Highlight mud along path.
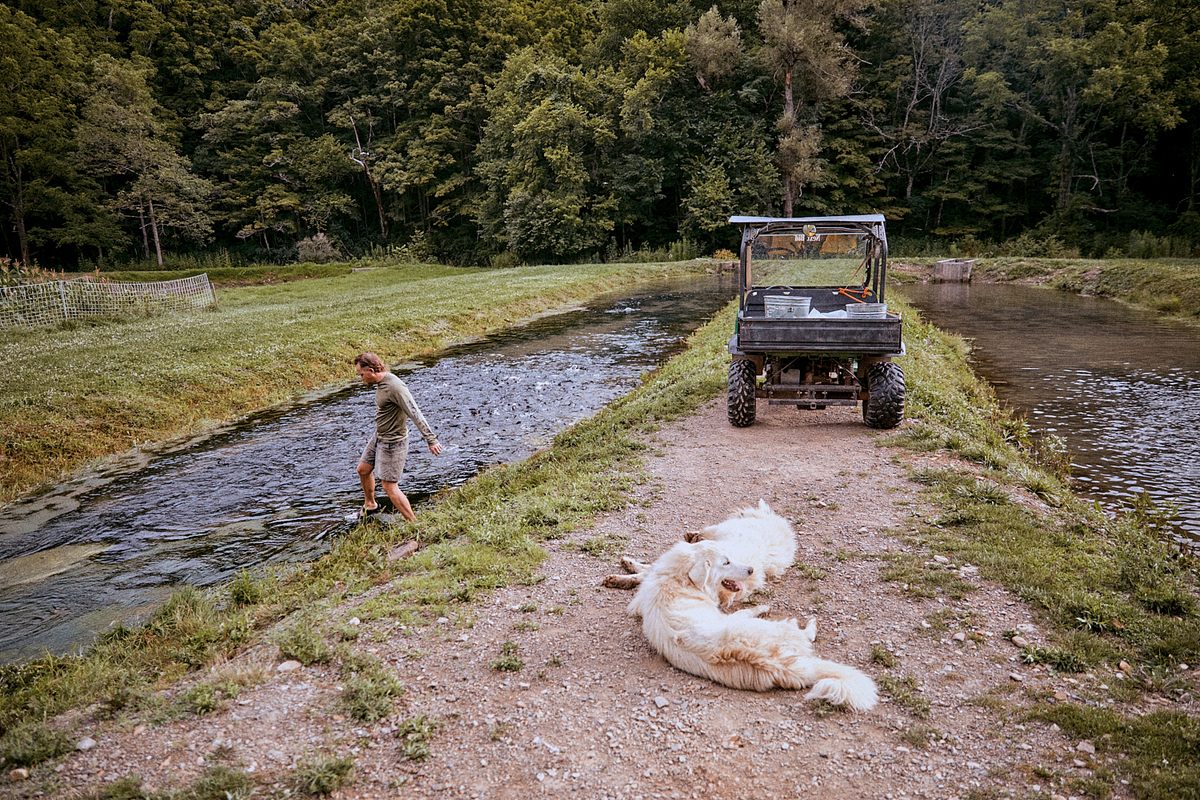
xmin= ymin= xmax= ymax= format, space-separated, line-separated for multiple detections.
xmin=37 ymin=403 xmax=1132 ymax=799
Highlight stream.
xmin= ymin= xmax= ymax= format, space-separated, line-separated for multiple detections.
xmin=0 ymin=275 xmax=734 ymax=663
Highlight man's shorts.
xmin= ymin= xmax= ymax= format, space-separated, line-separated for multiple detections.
xmin=359 ymin=435 xmax=407 ymax=483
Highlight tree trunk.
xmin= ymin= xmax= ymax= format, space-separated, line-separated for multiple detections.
xmin=1057 ymin=137 xmax=1073 ymax=211
xmin=138 ymin=204 xmax=150 ymax=260
xmin=14 ymin=205 xmax=30 ymax=265
xmin=782 ymin=69 xmax=795 ymax=217
xmin=1056 ymin=90 xmax=1078 ymax=211
xmin=783 ymin=69 xmax=794 ymax=123
xmin=1188 ymin=128 xmax=1200 ymax=214
xmin=365 ymin=165 xmax=387 ymax=238
xmin=147 ymin=195 xmax=164 ymax=267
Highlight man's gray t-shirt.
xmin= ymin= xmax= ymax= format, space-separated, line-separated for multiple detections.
xmin=375 ymin=373 xmax=437 ymax=445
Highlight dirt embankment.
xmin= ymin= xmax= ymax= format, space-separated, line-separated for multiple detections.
xmin=17 ymin=403 xmax=1160 ymax=799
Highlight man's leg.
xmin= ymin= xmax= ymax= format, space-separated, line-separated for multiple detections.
xmin=357 ymin=461 xmax=378 ymax=510
xmin=380 ymin=481 xmax=416 ymax=522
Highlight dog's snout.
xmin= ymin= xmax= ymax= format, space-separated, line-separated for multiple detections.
xmin=747 ymin=566 xmax=754 ymax=574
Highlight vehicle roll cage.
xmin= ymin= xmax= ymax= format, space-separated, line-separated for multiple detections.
xmin=729 ymin=214 xmax=890 ymax=312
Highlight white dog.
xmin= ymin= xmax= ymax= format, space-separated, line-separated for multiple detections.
xmin=604 ymin=500 xmax=797 ymax=606
xmin=626 ymin=540 xmax=877 ymax=711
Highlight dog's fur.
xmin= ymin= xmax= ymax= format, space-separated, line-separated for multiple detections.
xmin=626 ymin=540 xmax=877 ymax=711
xmin=604 ymin=500 xmax=797 ymax=607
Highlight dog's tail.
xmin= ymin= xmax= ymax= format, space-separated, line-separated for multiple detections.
xmin=795 ymin=657 xmax=878 ymax=712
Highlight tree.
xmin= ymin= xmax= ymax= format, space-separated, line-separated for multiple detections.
xmin=0 ymin=7 xmax=116 ymax=264
xmin=964 ymin=0 xmax=1181 ymax=221
xmin=684 ymin=6 xmax=743 ymax=92
xmin=857 ymin=0 xmax=980 ymax=202
xmin=757 ymin=0 xmax=869 ymax=216
xmin=475 ymin=50 xmax=620 ymax=261
xmin=78 ymin=55 xmax=214 ymax=265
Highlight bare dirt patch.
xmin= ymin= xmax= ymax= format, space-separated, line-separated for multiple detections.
xmin=30 ymin=403 xmax=1119 ymax=799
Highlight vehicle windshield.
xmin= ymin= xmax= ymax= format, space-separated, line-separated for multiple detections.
xmin=748 ymin=231 xmax=870 ymax=286
xmin=732 ymin=217 xmax=889 ymax=301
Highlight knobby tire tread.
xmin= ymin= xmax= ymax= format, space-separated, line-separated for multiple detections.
xmin=728 ymin=361 xmax=757 ymax=427
xmin=863 ymin=362 xmax=905 ymax=429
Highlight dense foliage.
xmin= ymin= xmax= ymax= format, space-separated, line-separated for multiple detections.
xmin=2 ymin=0 xmax=1197 ymax=266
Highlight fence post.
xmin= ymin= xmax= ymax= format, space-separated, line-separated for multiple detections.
xmin=57 ymin=281 xmax=69 ymax=321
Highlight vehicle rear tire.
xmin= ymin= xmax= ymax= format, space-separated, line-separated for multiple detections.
xmin=728 ymin=360 xmax=757 ymax=427
xmin=863 ymin=362 xmax=905 ymax=429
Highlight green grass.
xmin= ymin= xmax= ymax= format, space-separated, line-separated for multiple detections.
xmin=293 ymin=754 xmax=354 ymax=796
xmin=80 ymin=765 xmax=255 ymax=799
xmin=395 ymin=715 xmax=439 ymax=761
xmin=7 ymin=256 xmax=1195 ymax=798
xmin=85 ymin=259 xmax=364 ymax=287
xmin=1031 ymin=705 xmax=1200 ymax=800
xmin=888 ymin=295 xmax=1200 ymax=797
xmin=0 ymin=720 xmax=72 ymax=767
xmin=895 ymin=301 xmax=1200 ymax=667
xmin=490 ymin=641 xmax=524 ymax=672
xmin=869 ymin=644 xmax=898 ymax=668
xmin=338 ymin=649 xmax=404 ymax=722
xmin=878 ymin=674 xmax=931 ymax=719
xmin=273 ymin=622 xmax=333 ymax=666
xmin=879 ymin=552 xmax=974 ymax=600
xmin=0 ymin=258 xmax=709 ymax=502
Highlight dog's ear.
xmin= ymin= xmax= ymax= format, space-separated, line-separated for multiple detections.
xmin=686 ymin=545 xmax=714 ymax=592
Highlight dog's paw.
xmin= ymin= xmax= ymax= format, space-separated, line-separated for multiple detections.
xmin=602 ymin=574 xmax=639 ymax=589
xmin=749 ymin=604 xmax=771 ymax=618
xmin=619 ymin=556 xmax=646 ymax=574
xmin=801 ymin=616 xmax=817 ymax=642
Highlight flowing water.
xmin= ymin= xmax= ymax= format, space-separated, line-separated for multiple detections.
xmin=901 ymin=281 xmax=1200 ymax=547
xmin=0 ymin=276 xmax=735 ymax=663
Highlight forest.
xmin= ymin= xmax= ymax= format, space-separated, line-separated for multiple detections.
xmin=2 ymin=0 xmax=1198 ymax=268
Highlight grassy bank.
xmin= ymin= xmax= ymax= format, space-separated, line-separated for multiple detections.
xmin=88 ymin=261 xmax=361 ymax=287
xmin=896 ymin=256 xmax=1200 ymax=324
xmin=0 ymin=259 xmax=708 ymax=503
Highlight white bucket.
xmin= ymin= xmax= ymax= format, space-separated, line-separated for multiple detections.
xmin=764 ymin=295 xmax=812 ymax=318
xmin=845 ymin=302 xmax=887 ymax=319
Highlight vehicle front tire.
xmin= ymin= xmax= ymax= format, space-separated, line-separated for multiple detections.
xmin=863 ymin=362 xmax=905 ymax=429
xmin=728 ymin=360 xmax=757 ymax=427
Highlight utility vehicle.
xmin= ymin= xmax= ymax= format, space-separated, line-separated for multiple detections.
xmin=726 ymin=214 xmax=905 ymax=429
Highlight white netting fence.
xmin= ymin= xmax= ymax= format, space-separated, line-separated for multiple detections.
xmin=0 ymin=274 xmax=216 ymax=329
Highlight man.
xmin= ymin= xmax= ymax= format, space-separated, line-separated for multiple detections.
xmin=353 ymin=352 xmax=442 ymax=521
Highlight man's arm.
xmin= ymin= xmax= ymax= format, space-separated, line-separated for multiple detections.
xmin=394 ymin=380 xmax=441 ymax=452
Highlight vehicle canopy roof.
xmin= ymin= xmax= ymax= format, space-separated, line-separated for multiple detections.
xmin=728 ymin=214 xmax=885 ymax=225
xmin=728 ymin=214 xmax=887 ymax=245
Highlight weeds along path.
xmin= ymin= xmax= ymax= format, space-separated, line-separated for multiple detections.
xmin=31 ymin=401 xmax=1162 ymax=800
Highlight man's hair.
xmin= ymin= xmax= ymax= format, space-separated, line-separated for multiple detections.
xmin=353 ymin=352 xmax=386 ymax=372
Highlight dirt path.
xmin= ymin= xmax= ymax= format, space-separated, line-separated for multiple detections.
xmin=42 ymin=402 xmax=1099 ymax=799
